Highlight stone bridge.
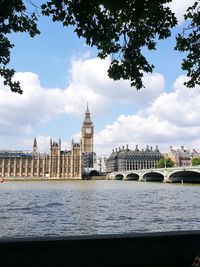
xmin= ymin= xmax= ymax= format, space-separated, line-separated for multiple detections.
xmin=107 ymin=166 xmax=200 ymax=183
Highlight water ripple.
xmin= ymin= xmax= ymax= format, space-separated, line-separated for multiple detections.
xmin=0 ymin=180 xmax=200 ymax=238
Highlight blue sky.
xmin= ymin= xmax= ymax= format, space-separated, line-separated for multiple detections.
xmin=1 ymin=0 xmax=199 ymax=156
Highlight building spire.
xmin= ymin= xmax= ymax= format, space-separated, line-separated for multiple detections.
xmin=50 ymin=137 xmax=52 ymax=146
xmin=32 ymin=137 xmax=38 ymax=155
xmin=83 ymin=102 xmax=92 ymax=123
xmin=86 ymin=102 xmax=89 ymax=113
xmin=71 ymin=137 xmax=74 ymax=145
xmin=33 ymin=137 xmax=37 ymax=148
xmin=85 ymin=102 xmax=90 ymax=118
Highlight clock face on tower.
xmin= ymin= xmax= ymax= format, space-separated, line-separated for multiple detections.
xmin=85 ymin=128 xmax=91 ymax=134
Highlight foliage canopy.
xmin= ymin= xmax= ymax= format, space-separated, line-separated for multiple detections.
xmin=192 ymin=157 xmax=200 ymax=166
xmin=0 ymin=0 xmax=199 ymax=93
xmin=175 ymin=1 xmax=200 ymax=88
xmin=156 ymin=157 xmax=174 ymax=168
xmin=0 ymin=0 xmax=40 ymax=93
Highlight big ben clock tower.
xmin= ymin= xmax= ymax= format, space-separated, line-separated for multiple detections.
xmin=81 ymin=103 xmax=94 ymax=153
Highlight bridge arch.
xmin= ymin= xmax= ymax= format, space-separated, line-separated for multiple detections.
xmin=125 ymin=173 xmax=139 ymax=181
xmin=142 ymin=171 xmax=164 ymax=182
xmin=168 ymin=170 xmax=200 ymax=183
xmin=114 ymin=174 xmax=124 ymax=180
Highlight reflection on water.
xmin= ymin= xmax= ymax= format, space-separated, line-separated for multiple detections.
xmin=0 ymin=180 xmax=199 ymax=238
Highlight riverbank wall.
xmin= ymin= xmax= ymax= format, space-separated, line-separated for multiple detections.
xmin=0 ymin=230 xmax=199 ymax=267
xmin=3 ymin=176 xmax=106 ymax=182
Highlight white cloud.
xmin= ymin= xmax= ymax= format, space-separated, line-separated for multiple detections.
xmin=2 ymin=66 xmax=200 ymax=157
xmin=0 ymin=56 xmax=164 ymax=136
xmin=95 ymin=75 xmax=200 ymax=156
xmin=94 ymin=114 xmax=200 ymax=156
xmin=167 ymin=0 xmax=196 ymax=24
xmin=0 ymin=73 xmax=62 ymax=135
xmin=148 ymin=75 xmax=200 ymax=127
xmin=69 ymin=56 xmax=164 ymax=106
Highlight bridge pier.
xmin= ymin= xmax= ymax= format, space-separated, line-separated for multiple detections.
xmin=163 ymin=168 xmax=169 ymax=183
xmin=138 ymin=171 xmax=144 ymax=182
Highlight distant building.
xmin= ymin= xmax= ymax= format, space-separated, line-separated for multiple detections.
xmin=0 ymin=105 xmax=94 ymax=179
xmin=190 ymin=149 xmax=200 ymax=159
xmin=95 ymin=156 xmax=107 ymax=174
xmin=82 ymin=152 xmax=97 ymax=175
xmin=0 ymin=139 xmax=82 ymax=179
xmin=106 ymin=145 xmax=162 ymax=172
xmin=166 ymin=146 xmax=191 ymax=167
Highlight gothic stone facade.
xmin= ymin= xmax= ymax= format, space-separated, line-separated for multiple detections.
xmin=0 ymin=106 xmax=94 ymax=179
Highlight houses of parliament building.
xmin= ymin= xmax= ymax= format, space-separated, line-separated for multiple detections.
xmin=0 ymin=105 xmax=94 ymax=179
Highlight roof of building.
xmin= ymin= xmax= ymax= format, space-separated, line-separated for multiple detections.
xmin=107 ymin=145 xmax=162 ymax=161
xmin=83 ymin=103 xmax=93 ymax=124
xmin=169 ymin=147 xmax=191 ymax=159
xmin=0 ymin=150 xmax=32 ymax=158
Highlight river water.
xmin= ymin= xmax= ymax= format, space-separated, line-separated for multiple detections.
xmin=0 ymin=180 xmax=199 ymax=239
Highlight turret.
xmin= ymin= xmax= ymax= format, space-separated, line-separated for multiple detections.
xmin=32 ymin=137 xmax=38 ymax=155
xmin=135 ymin=144 xmax=139 ymax=151
xmin=33 ymin=137 xmax=37 ymax=147
xmin=50 ymin=137 xmax=52 ymax=147
xmin=71 ymin=138 xmax=74 ymax=146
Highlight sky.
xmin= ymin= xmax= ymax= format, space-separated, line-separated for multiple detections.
xmin=0 ymin=0 xmax=199 ymax=157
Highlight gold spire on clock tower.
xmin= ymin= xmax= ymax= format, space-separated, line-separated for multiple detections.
xmin=81 ymin=103 xmax=94 ymax=153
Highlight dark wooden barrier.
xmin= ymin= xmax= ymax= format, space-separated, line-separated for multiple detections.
xmin=0 ymin=230 xmax=200 ymax=267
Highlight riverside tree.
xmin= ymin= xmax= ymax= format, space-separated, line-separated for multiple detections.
xmin=156 ymin=157 xmax=174 ymax=168
xmin=192 ymin=157 xmax=200 ymax=166
xmin=0 ymin=0 xmax=199 ymax=93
